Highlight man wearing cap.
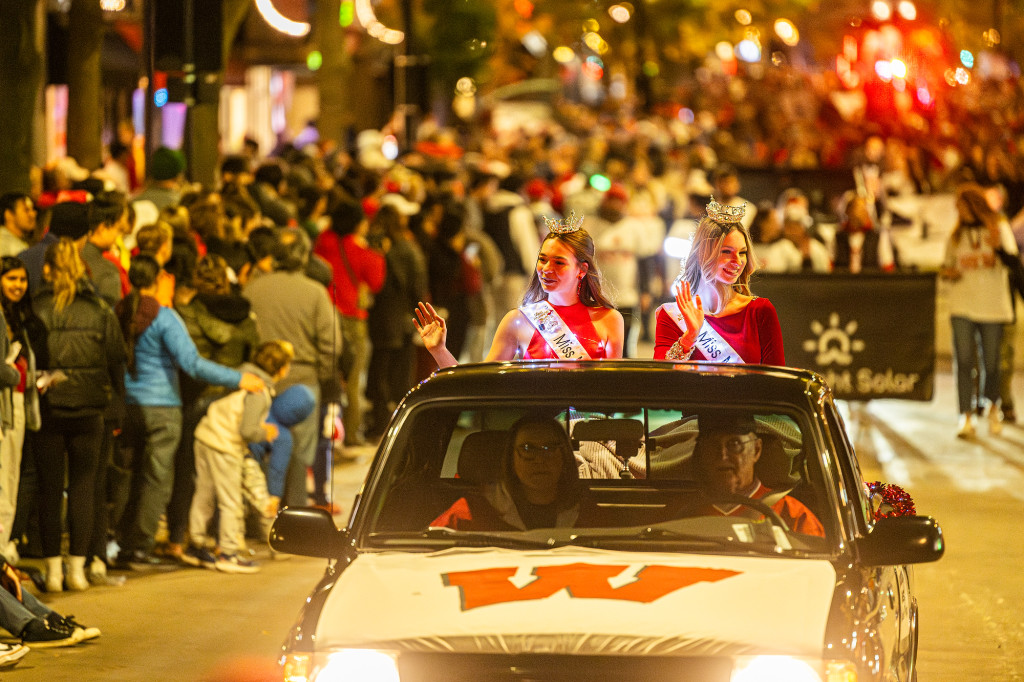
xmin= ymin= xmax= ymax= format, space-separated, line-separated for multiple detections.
xmin=0 ymin=193 xmax=37 ymax=257
xmin=133 ymin=146 xmax=185 ymax=212
xmin=693 ymin=413 xmax=823 ymax=537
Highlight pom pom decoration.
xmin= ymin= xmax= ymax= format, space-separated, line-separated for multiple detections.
xmin=865 ymin=481 xmax=916 ymax=520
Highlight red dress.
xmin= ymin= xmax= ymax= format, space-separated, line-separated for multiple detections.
xmin=524 ymin=302 xmax=609 ymax=360
xmin=653 ymin=297 xmax=785 ymax=365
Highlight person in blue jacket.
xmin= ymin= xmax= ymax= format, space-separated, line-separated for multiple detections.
xmin=113 ymin=255 xmax=264 ymax=567
xmin=247 ymin=383 xmax=316 ymax=517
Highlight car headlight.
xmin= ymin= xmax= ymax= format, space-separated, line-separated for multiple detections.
xmin=282 ymin=649 xmax=401 ymax=682
xmin=731 ymin=656 xmax=858 ymax=682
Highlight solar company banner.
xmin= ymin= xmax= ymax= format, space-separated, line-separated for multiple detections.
xmin=754 ymin=273 xmax=936 ymax=401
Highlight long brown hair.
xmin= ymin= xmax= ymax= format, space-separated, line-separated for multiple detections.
xmin=43 ymin=238 xmax=85 ymax=313
xmin=952 ymin=183 xmax=999 ymax=245
xmin=521 ymin=229 xmax=615 ymax=309
xmin=680 ymin=217 xmax=756 ymax=313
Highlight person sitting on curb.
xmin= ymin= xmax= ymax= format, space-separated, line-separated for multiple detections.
xmin=0 ymin=559 xmax=100 ymax=648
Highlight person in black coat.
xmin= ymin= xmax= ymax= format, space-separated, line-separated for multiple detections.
xmin=32 ymin=238 xmax=126 ymax=592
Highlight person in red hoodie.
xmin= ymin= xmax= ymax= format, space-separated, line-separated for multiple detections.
xmin=313 ymin=200 xmax=386 ymax=446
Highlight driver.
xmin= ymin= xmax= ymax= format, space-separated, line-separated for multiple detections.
xmin=431 ymin=415 xmax=583 ymax=531
xmin=694 ymin=413 xmax=824 ymax=537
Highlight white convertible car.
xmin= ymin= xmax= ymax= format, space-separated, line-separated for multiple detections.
xmin=271 ymin=361 xmax=943 ymax=682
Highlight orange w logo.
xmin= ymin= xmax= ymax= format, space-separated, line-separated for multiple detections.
xmin=443 ymin=562 xmax=740 ymax=610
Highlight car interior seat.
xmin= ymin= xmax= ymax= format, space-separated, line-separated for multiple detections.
xmin=572 ymin=418 xmax=646 ymax=479
xmin=456 ymin=429 xmax=508 ymax=484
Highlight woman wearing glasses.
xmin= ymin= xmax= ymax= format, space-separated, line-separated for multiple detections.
xmin=431 ymin=415 xmax=581 ymax=531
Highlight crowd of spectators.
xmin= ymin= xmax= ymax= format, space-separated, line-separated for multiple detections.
xmin=1 ymin=63 xmax=1024 ymax=610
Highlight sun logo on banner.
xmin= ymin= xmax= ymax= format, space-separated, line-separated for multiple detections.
xmin=803 ymin=312 xmax=865 ymax=366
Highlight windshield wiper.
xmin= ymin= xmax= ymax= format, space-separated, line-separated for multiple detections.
xmin=565 ymin=526 xmax=741 ymax=549
xmin=367 ymin=527 xmax=558 ymax=549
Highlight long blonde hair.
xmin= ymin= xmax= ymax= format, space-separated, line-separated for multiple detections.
xmin=680 ymin=217 xmax=756 ymax=314
xmin=43 ymin=237 xmax=85 ymax=313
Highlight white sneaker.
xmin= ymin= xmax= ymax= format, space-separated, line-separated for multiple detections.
xmin=0 ymin=642 xmax=29 ymax=668
xmin=957 ymin=413 xmax=976 ymax=439
xmin=989 ymin=405 xmax=1003 ymax=435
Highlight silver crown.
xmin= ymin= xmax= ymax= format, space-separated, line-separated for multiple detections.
xmin=544 ymin=210 xmax=585 ymax=234
xmin=706 ymin=196 xmax=746 ymax=224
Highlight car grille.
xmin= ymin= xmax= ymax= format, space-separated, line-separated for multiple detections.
xmin=397 ymin=653 xmax=732 ymax=681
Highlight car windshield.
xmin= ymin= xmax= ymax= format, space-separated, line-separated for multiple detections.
xmin=360 ymin=401 xmax=832 ymax=557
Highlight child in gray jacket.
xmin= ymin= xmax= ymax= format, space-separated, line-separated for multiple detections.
xmin=182 ymin=340 xmax=293 ymax=573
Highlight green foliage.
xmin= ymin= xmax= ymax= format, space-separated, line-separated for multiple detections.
xmin=422 ymin=0 xmax=498 ymax=89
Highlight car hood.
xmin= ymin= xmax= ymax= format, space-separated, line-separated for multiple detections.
xmin=314 ymin=546 xmax=837 ymax=656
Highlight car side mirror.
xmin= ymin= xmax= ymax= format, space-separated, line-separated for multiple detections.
xmin=270 ymin=507 xmax=346 ymax=558
xmin=858 ymin=515 xmax=944 ymax=566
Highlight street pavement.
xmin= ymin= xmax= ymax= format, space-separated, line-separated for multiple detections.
xmin=4 ymin=363 xmax=1024 ymax=680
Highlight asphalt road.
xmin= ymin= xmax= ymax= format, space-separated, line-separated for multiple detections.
xmin=5 ymin=368 xmax=1023 ymax=681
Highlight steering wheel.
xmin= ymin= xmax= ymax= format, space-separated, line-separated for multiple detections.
xmin=693 ymin=490 xmax=792 ymax=532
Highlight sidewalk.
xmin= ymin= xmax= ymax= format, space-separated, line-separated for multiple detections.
xmin=838 ymin=359 xmax=1024 ymax=498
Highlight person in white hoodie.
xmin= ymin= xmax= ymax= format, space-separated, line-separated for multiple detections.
xmin=182 ymin=340 xmax=293 ymax=574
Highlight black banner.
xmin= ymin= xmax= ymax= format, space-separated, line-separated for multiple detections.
xmin=754 ymin=273 xmax=936 ymax=401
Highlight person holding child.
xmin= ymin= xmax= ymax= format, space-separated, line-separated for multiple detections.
xmin=182 ymin=340 xmax=293 ymax=573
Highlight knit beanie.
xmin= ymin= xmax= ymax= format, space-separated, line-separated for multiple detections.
xmin=149 ymin=147 xmax=186 ymax=181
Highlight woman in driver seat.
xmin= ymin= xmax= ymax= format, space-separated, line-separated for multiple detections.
xmin=431 ymin=415 xmax=582 ymax=531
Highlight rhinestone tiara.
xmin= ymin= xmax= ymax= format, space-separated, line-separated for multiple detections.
xmin=706 ymin=196 xmax=746 ymax=224
xmin=544 ymin=210 xmax=585 ymax=235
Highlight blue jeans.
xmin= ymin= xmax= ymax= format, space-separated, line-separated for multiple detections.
xmin=282 ymin=384 xmax=320 ymax=508
xmin=0 ymin=582 xmax=52 ymax=636
xmin=118 ymin=405 xmax=183 ymax=553
xmin=951 ymin=316 xmax=1004 ymax=415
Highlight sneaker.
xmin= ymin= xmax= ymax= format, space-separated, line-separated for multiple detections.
xmin=21 ymin=616 xmax=81 ymax=648
xmin=114 ymin=549 xmax=166 ymax=570
xmin=0 ymin=642 xmax=28 ymax=668
xmin=989 ymin=404 xmax=1003 ymax=435
xmin=957 ymin=413 xmax=976 ymax=439
xmin=46 ymin=613 xmax=101 ymax=641
xmin=180 ymin=545 xmax=218 ymax=570
xmin=215 ymin=552 xmax=261 ymax=574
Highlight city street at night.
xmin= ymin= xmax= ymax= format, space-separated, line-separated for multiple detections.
xmin=5 ymin=365 xmax=1023 ymax=681
xmin=2 ymin=1 xmax=1024 ymax=680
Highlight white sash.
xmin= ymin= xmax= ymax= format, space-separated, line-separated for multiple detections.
xmin=662 ymin=303 xmax=745 ymax=364
xmin=519 ymin=301 xmax=592 ymax=360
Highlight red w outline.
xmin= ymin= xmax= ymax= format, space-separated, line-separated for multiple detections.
xmin=443 ymin=562 xmax=740 ymax=610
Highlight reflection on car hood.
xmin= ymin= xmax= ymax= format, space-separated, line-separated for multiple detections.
xmin=316 ymin=546 xmax=837 ymax=657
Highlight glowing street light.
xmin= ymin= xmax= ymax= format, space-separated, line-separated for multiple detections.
xmin=774 ymin=19 xmax=799 ymax=47
xmin=608 ymin=4 xmax=631 ymax=23
xmin=355 ymin=0 xmax=404 ymax=45
xmin=897 ymin=1 xmax=917 ymax=20
xmin=871 ymin=1 xmax=892 ymax=21
xmin=254 ymin=0 xmax=311 ymax=37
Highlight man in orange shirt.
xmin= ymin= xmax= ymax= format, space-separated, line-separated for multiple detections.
xmin=694 ymin=413 xmax=824 ymax=537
